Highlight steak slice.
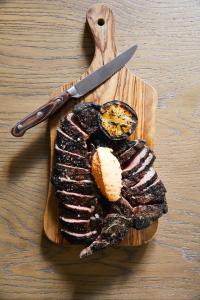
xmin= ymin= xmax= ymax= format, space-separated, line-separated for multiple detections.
xmin=123 ymin=151 xmax=156 ymax=180
xmin=108 ymin=196 xmax=167 ymax=234
xmin=122 ymin=178 xmax=166 ymax=199
xmin=57 ymin=188 xmax=103 ymax=243
xmin=123 ymin=191 xmax=166 ymax=207
xmin=60 ymin=217 xmax=91 ymax=233
xmin=123 ymin=167 xmax=157 ymax=190
xmin=60 ymin=204 xmax=103 ymax=243
xmin=113 ymin=197 xmax=168 ymax=229
xmin=73 ymin=102 xmax=100 ymax=135
xmin=55 ymin=190 xmax=98 ymax=207
xmin=52 ymin=176 xmax=96 ymax=195
xmin=56 ymin=128 xmax=88 ymax=156
xmin=119 ymin=139 xmax=146 ymax=168
xmin=122 ymin=146 xmax=150 ymax=176
xmin=130 ymin=201 xmax=168 ymax=229
xmin=55 ymin=145 xmax=90 ymax=168
xmin=58 ymin=194 xmax=103 ymax=224
xmin=59 ymin=201 xmax=94 ymax=220
xmin=55 ymin=163 xmax=92 ymax=181
xmin=111 ymin=197 xmax=134 ymax=218
xmin=61 ymin=228 xmax=99 ymax=244
xmin=87 ymin=131 xmax=135 ymax=156
xmin=61 ymin=113 xmax=88 ymax=144
xmin=80 ymin=213 xmax=130 ymax=258
xmin=112 ymin=140 xmax=136 ymax=156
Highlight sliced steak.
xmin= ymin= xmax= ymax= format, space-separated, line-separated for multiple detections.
xmin=60 ymin=217 xmax=91 ymax=233
xmin=55 ymin=190 xmax=98 ymax=207
xmin=122 ymin=146 xmax=150 ymax=176
xmin=55 ymin=145 xmax=90 ymax=168
xmin=111 ymin=197 xmax=134 ymax=218
xmin=130 ymin=201 xmax=168 ymax=229
xmin=123 ymin=151 xmax=156 ymax=180
xmin=55 ymin=163 xmax=92 ymax=181
xmin=123 ymin=167 xmax=157 ymax=190
xmin=56 ymin=128 xmax=88 ymax=156
xmin=52 ymin=176 xmax=96 ymax=195
xmin=58 ymin=194 xmax=103 ymax=244
xmin=61 ymin=228 xmax=99 ymax=244
xmin=123 ymin=191 xmax=166 ymax=207
xmin=59 ymin=201 xmax=94 ymax=220
xmin=107 ymin=140 xmax=138 ymax=157
xmin=60 ymin=113 xmax=88 ymax=144
xmin=59 ymin=195 xmax=103 ymax=218
xmin=123 ymin=166 xmax=155 ymax=187
xmin=80 ymin=195 xmax=168 ymax=257
xmin=60 ymin=203 xmax=103 ymax=243
xmin=52 ymin=102 xmax=168 ymax=255
xmin=80 ymin=213 xmax=130 ymax=258
xmin=122 ymin=178 xmax=166 ymax=199
xmin=119 ymin=139 xmax=146 ymax=168
xmin=73 ymin=102 xmax=100 ymax=135
xmin=111 ymin=196 xmax=167 ymax=229
xmin=87 ymin=132 xmax=137 ymax=158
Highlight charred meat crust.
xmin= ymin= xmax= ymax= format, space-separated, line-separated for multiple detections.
xmin=80 ymin=213 xmax=130 ymax=258
xmin=130 ymin=201 xmax=168 ymax=229
xmin=119 ymin=139 xmax=146 ymax=168
xmin=60 ymin=228 xmax=99 ymax=244
xmin=80 ymin=199 xmax=167 ymax=258
xmin=55 ymin=145 xmax=90 ymax=168
xmin=60 ymin=115 xmax=87 ymax=144
xmin=123 ymin=151 xmax=156 ymax=181
xmin=111 ymin=197 xmax=167 ymax=229
xmin=52 ymin=176 xmax=96 ymax=195
xmin=54 ymin=163 xmax=92 ymax=181
xmin=122 ymin=179 xmax=166 ymax=198
xmin=55 ymin=191 xmax=98 ymax=207
xmin=123 ymin=170 xmax=158 ymax=190
xmin=73 ymin=102 xmax=100 ymax=135
xmin=56 ymin=128 xmax=88 ymax=156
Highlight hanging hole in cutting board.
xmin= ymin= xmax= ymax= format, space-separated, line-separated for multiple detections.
xmin=97 ymin=18 xmax=105 ymax=26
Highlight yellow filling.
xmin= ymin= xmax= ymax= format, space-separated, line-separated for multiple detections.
xmin=101 ymin=103 xmax=134 ymax=137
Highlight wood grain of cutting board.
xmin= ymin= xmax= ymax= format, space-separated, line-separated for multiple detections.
xmin=44 ymin=4 xmax=158 ymax=246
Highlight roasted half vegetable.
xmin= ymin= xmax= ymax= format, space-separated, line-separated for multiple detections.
xmin=98 ymin=100 xmax=138 ymax=140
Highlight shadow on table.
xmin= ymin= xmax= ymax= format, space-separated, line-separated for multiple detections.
xmin=7 ymin=131 xmax=49 ymax=181
xmin=40 ymin=232 xmax=149 ymax=300
xmin=81 ymin=21 xmax=95 ymax=67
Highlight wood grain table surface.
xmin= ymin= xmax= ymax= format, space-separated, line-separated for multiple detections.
xmin=0 ymin=1 xmax=200 ymax=299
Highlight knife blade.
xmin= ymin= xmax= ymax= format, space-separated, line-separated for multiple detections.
xmin=11 ymin=44 xmax=137 ymax=137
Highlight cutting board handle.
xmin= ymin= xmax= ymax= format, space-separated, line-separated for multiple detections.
xmin=86 ymin=4 xmax=117 ymax=67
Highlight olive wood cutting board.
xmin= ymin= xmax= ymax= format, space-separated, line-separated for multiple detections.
xmin=44 ymin=4 xmax=158 ymax=246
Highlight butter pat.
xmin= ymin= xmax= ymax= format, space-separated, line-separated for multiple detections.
xmin=92 ymin=147 xmax=122 ymax=202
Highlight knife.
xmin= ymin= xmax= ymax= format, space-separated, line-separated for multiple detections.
xmin=11 ymin=44 xmax=137 ymax=137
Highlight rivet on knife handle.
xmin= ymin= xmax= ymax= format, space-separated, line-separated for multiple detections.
xmin=11 ymin=92 xmax=71 ymax=137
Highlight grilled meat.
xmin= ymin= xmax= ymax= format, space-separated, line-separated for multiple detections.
xmin=52 ymin=101 xmax=167 ymax=258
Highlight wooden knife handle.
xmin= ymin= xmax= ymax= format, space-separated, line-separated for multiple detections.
xmin=11 ymin=91 xmax=71 ymax=137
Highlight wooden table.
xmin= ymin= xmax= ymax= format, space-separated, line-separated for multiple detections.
xmin=0 ymin=1 xmax=199 ymax=299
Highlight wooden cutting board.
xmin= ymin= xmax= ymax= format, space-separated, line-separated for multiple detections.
xmin=44 ymin=4 xmax=158 ymax=246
